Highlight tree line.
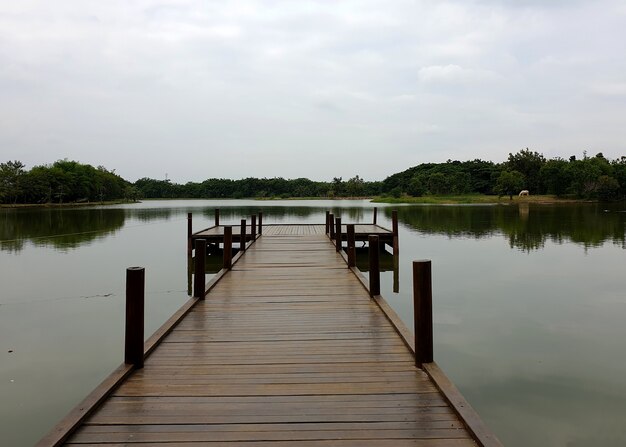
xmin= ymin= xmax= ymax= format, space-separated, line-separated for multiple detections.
xmin=382 ymin=150 xmax=626 ymax=200
xmin=1 ymin=150 xmax=626 ymax=204
xmin=0 ymin=159 xmax=137 ymax=204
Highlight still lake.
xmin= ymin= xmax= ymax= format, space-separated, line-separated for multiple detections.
xmin=1 ymin=199 xmax=625 ymax=446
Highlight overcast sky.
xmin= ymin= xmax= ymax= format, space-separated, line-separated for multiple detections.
xmin=1 ymin=1 xmax=625 ymax=183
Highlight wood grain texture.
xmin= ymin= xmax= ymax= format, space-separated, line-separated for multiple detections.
xmin=59 ymin=227 xmax=482 ymax=446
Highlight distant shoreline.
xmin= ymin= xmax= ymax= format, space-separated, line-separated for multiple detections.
xmin=372 ymin=194 xmax=598 ymax=205
xmin=1 ymin=195 xmax=605 ymax=208
xmin=0 ymin=200 xmax=132 ymax=209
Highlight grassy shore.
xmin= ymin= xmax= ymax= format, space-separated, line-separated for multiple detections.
xmin=371 ymin=194 xmax=592 ymax=205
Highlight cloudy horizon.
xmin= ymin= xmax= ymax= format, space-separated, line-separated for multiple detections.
xmin=1 ymin=1 xmax=625 ymax=183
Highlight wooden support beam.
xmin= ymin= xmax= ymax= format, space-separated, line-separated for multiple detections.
xmin=329 ymin=213 xmax=335 ymax=239
xmin=392 ymin=209 xmax=399 ymax=257
xmin=187 ymin=213 xmax=192 ymax=255
xmin=251 ymin=215 xmax=257 ymax=239
xmin=214 ymin=208 xmax=220 ymax=226
xmin=223 ymin=226 xmax=232 ymax=270
xmin=368 ymin=235 xmax=380 ymax=297
xmin=124 ymin=267 xmax=145 ymax=369
xmin=193 ymin=239 xmax=206 ymax=299
xmin=347 ymin=224 xmax=356 ymax=267
xmin=413 ymin=260 xmax=433 ymax=368
xmin=258 ymin=212 xmax=263 ymax=235
xmin=240 ymin=219 xmax=247 ymax=252
xmin=335 ymin=217 xmax=342 ymax=252
xmin=325 ymin=211 xmax=330 ymax=234
xmin=373 ymin=207 xmax=377 ymax=225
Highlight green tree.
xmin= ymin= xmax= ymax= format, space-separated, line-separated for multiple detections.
xmin=539 ymin=158 xmax=570 ymax=196
xmin=494 ymin=170 xmax=525 ymax=200
xmin=506 ymin=149 xmax=546 ymax=193
xmin=427 ymin=173 xmax=451 ymax=195
xmin=345 ymin=175 xmax=366 ymax=197
xmin=596 ymin=175 xmax=620 ymax=201
xmin=0 ymin=160 xmax=26 ymax=204
xmin=406 ymin=175 xmax=426 ymax=197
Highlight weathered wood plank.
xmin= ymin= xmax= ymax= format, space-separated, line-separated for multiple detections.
xmin=57 ymin=226 xmax=492 ymax=447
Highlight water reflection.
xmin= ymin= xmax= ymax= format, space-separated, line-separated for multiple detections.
xmin=0 ymin=208 xmax=126 ymax=252
xmin=2 ymin=202 xmax=625 ymax=253
xmin=387 ymin=203 xmax=626 ymax=251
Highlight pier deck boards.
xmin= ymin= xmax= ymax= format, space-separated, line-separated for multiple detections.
xmin=60 ymin=226 xmax=480 ymax=446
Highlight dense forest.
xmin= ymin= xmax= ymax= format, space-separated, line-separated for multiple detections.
xmin=1 ymin=150 xmax=625 ymax=204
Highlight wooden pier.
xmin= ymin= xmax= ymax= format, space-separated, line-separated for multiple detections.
xmin=38 ymin=212 xmax=501 ymax=447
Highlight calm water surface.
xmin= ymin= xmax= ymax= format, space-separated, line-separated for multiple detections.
xmin=1 ymin=199 xmax=625 ymax=446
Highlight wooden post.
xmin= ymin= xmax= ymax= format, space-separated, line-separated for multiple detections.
xmin=187 ymin=213 xmax=192 ymax=255
xmin=392 ymin=209 xmax=399 ymax=257
xmin=251 ymin=215 xmax=257 ymax=240
xmin=325 ymin=211 xmax=330 ymax=234
xmin=329 ymin=213 xmax=335 ymax=239
xmin=240 ymin=219 xmax=247 ymax=252
xmin=335 ymin=217 xmax=342 ymax=252
xmin=187 ymin=254 xmax=192 ymax=296
xmin=258 ymin=212 xmax=263 ymax=235
xmin=193 ymin=239 xmax=207 ymax=299
xmin=223 ymin=226 xmax=233 ymax=269
xmin=215 ymin=209 xmax=220 ymax=226
xmin=373 ymin=207 xmax=377 ymax=225
xmin=393 ymin=255 xmax=399 ymax=293
xmin=413 ymin=260 xmax=433 ymax=368
xmin=347 ymin=224 xmax=356 ymax=267
xmin=368 ymin=235 xmax=380 ymax=297
xmin=125 ymin=267 xmax=145 ymax=369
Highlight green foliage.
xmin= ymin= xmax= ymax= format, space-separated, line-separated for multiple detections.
xmin=0 ymin=159 xmax=129 ymax=204
xmin=4 ymin=150 xmax=626 ymax=204
xmin=381 ymin=159 xmax=498 ymax=197
xmin=0 ymin=160 xmax=26 ymax=203
xmin=597 ymin=175 xmax=620 ymax=201
xmin=540 ymin=158 xmax=570 ymax=196
xmin=506 ymin=148 xmax=546 ymax=193
xmin=494 ymin=170 xmax=525 ymax=199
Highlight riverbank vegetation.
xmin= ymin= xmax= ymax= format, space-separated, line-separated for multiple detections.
xmin=1 ymin=150 xmax=625 ymax=205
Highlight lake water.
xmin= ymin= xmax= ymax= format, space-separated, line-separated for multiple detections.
xmin=1 ymin=199 xmax=625 ymax=446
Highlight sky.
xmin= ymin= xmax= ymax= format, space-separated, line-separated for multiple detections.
xmin=1 ymin=1 xmax=625 ymax=183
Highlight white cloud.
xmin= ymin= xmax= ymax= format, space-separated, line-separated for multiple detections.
xmin=0 ymin=0 xmax=625 ymax=182
xmin=591 ymin=82 xmax=626 ymax=97
xmin=418 ymin=64 xmax=500 ymax=83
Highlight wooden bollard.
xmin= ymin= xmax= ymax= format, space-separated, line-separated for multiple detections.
xmin=325 ymin=211 xmax=330 ymax=234
xmin=125 ymin=267 xmax=145 ymax=369
xmin=251 ymin=215 xmax=257 ymax=239
xmin=335 ymin=217 xmax=342 ymax=252
xmin=368 ymin=235 xmax=380 ymax=297
xmin=240 ymin=219 xmax=247 ymax=251
xmin=193 ymin=239 xmax=207 ymax=299
xmin=329 ymin=213 xmax=335 ymax=239
xmin=392 ymin=209 xmax=399 ymax=257
xmin=413 ymin=260 xmax=433 ymax=368
xmin=187 ymin=212 xmax=192 ymax=255
xmin=215 ymin=208 xmax=220 ymax=226
xmin=258 ymin=212 xmax=263 ymax=235
xmin=373 ymin=207 xmax=377 ymax=225
xmin=223 ymin=226 xmax=233 ymax=269
xmin=347 ymin=224 xmax=356 ymax=267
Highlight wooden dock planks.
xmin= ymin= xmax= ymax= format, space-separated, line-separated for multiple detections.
xmin=62 ymin=228 xmax=476 ymax=446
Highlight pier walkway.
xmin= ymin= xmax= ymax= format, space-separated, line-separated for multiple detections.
xmin=40 ymin=224 xmax=500 ymax=446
